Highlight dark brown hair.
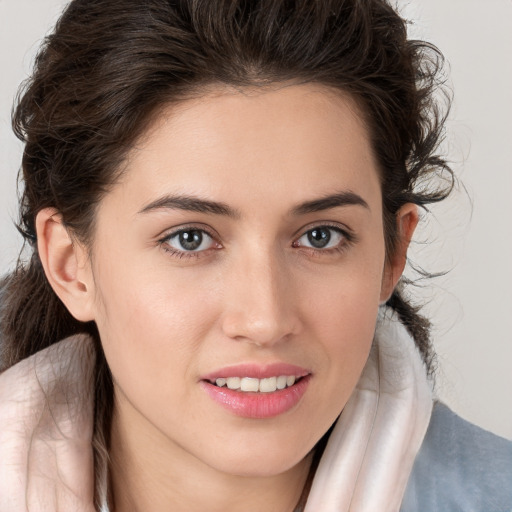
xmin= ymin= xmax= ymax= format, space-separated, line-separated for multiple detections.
xmin=1 ymin=0 xmax=452 ymax=506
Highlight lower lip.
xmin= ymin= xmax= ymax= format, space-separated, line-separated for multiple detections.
xmin=201 ymin=376 xmax=311 ymax=419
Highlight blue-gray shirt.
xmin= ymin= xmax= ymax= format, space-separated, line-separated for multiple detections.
xmin=402 ymin=401 xmax=512 ymax=512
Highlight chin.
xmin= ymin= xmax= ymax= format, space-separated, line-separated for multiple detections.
xmin=200 ymin=435 xmax=314 ymax=478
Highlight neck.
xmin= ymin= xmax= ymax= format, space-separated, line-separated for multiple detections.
xmin=108 ymin=391 xmax=314 ymax=512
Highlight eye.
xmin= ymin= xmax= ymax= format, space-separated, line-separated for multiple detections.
xmin=294 ymin=226 xmax=347 ymax=250
xmin=162 ymin=228 xmax=216 ymax=253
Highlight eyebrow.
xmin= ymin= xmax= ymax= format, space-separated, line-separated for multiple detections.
xmin=290 ymin=191 xmax=369 ymax=215
xmin=138 ymin=195 xmax=241 ymax=218
xmin=138 ymin=190 xmax=369 ymax=217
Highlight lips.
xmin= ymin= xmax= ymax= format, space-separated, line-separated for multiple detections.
xmin=201 ymin=362 xmax=310 ymax=381
xmin=200 ymin=363 xmax=311 ymax=418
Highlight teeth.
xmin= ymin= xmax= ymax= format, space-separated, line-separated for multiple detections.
xmin=240 ymin=377 xmax=259 ymax=392
xmin=259 ymin=377 xmax=277 ymax=393
xmin=226 ymin=377 xmax=241 ymax=390
xmin=213 ymin=375 xmax=300 ymax=392
xmin=276 ymin=375 xmax=287 ymax=390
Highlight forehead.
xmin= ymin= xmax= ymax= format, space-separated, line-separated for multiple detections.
xmin=112 ymin=83 xmax=381 ymax=215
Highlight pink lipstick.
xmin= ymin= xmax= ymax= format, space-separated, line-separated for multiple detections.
xmin=200 ymin=363 xmax=311 ymax=419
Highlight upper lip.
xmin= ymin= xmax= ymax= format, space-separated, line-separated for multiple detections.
xmin=201 ymin=363 xmax=311 ymax=382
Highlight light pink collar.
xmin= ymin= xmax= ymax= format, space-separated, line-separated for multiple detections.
xmin=305 ymin=309 xmax=433 ymax=511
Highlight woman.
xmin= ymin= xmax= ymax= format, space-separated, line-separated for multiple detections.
xmin=0 ymin=0 xmax=510 ymax=511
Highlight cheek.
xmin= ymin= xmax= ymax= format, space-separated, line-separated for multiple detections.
xmin=276 ymin=261 xmax=382 ymax=454
xmin=311 ymin=278 xmax=379 ymax=376
xmin=90 ymin=251 xmax=221 ymax=390
xmin=302 ymin=241 xmax=385 ymax=335
xmin=300 ymin=241 xmax=385 ymax=388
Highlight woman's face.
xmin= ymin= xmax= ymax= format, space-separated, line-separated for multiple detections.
xmin=87 ymin=83 xmax=398 ymax=476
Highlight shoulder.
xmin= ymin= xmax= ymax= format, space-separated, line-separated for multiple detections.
xmin=401 ymin=401 xmax=512 ymax=512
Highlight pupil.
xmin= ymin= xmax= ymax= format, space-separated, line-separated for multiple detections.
xmin=179 ymin=230 xmax=203 ymax=251
xmin=308 ymin=228 xmax=330 ymax=248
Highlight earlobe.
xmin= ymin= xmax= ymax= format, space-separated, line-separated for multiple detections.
xmin=36 ymin=208 xmax=95 ymax=322
xmin=380 ymin=204 xmax=419 ymax=303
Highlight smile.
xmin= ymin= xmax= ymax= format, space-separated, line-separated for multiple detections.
xmin=211 ymin=375 xmax=299 ymax=393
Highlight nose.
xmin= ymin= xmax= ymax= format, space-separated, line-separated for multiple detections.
xmin=220 ymin=249 xmax=300 ymax=347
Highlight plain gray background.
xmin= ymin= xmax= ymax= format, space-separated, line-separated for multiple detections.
xmin=1 ymin=0 xmax=511 ymax=439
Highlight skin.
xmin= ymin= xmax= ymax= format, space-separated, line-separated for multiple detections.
xmin=37 ymin=83 xmax=418 ymax=512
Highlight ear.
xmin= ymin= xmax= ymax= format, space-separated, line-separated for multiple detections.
xmin=380 ymin=203 xmax=419 ymax=303
xmin=36 ymin=208 xmax=95 ymax=322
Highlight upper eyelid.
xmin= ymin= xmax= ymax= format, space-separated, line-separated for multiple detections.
xmin=299 ymin=225 xmax=346 ymax=237
xmin=158 ymin=224 xmax=218 ymax=242
xmin=294 ymin=225 xmax=348 ymax=246
xmin=293 ymin=221 xmax=353 ymax=240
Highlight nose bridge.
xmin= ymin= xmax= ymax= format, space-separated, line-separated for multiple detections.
xmin=221 ymin=243 xmax=297 ymax=345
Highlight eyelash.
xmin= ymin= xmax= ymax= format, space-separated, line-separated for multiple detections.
xmin=158 ymin=225 xmax=220 ymax=259
xmin=158 ymin=224 xmax=354 ymax=260
xmin=292 ymin=223 xmax=354 ymax=256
